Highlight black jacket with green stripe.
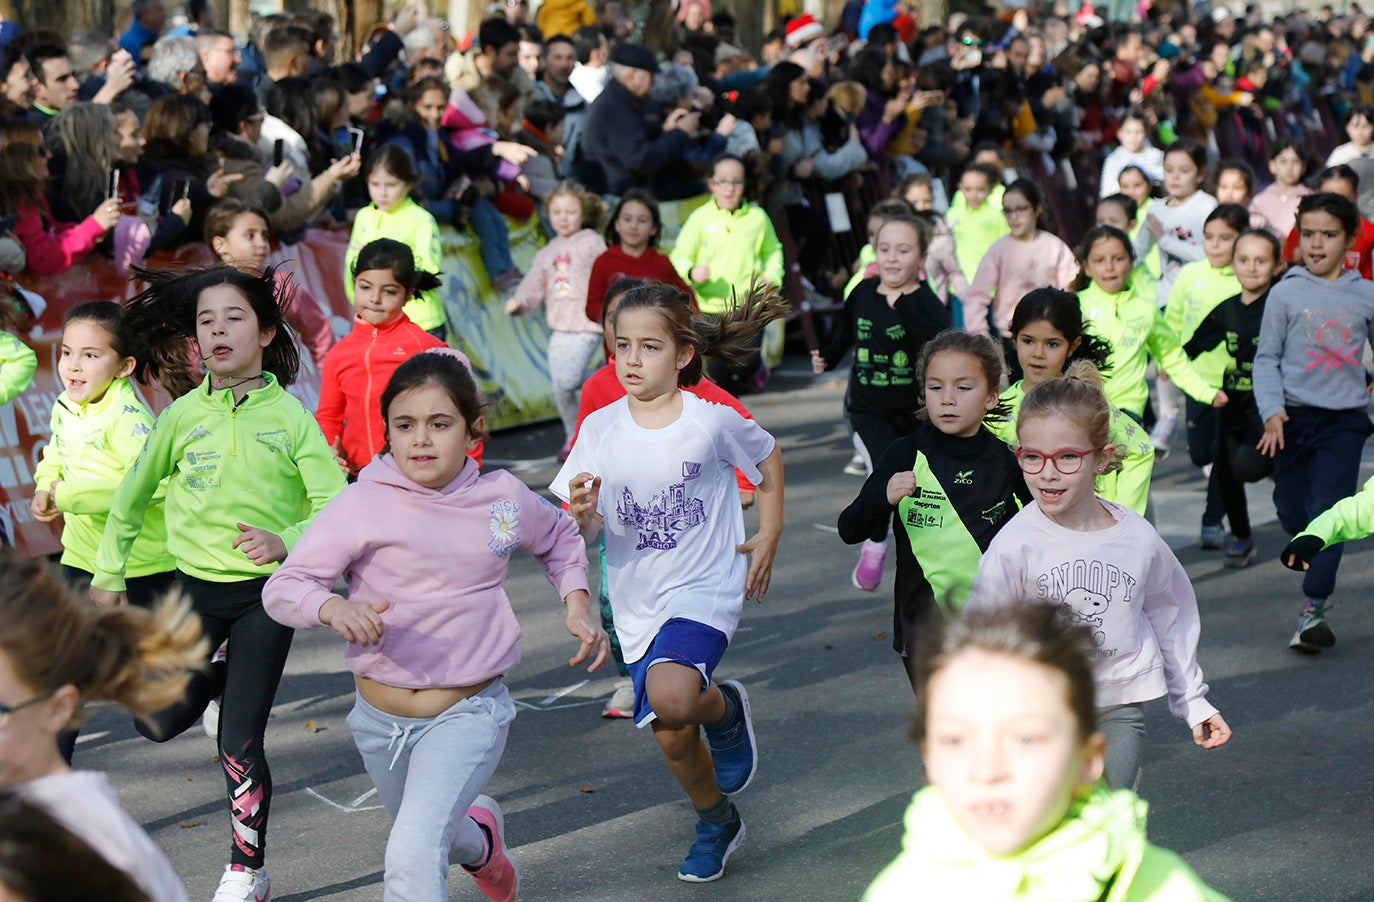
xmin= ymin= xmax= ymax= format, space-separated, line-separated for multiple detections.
xmin=838 ymin=423 xmax=1030 ymax=655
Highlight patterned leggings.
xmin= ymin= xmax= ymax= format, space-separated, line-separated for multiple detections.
xmin=548 ymin=330 xmax=604 ymax=439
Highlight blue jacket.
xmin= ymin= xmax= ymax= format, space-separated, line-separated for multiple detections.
xmin=574 ymin=78 xmax=698 ymax=196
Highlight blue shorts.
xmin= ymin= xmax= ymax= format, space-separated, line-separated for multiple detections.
xmin=625 ymin=617 xmax=729 ymax=728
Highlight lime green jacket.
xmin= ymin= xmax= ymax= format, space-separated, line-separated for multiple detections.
xmin=0 ymin=330 xmax=36 ymax=404
xmin=946 ymin=191 xmax=1009 ymax=293
xmin=1165 ymin=260 xmax=1241 ymax=389
xmin=670 ymin=199 xmax=784 ymax=315
xmin=1296 ymin=473 xmax=1374 ymax=550
xmin=843 ymin=244 xmax=877 ymax=300
xmin=93 ymin=374 xmax=345 ymax=591
xmin=864 ymin=785 xmax=1228 ymax=902
xmin=1078 ymin=279 xmax=1219 ymax=418
xmin=346 ymin=198 xmax=446 ymax=331
xmin=993 ymin=380 xmax=1155 ymax=515
xmin=34 ymin=379 xmax=174 ymax=576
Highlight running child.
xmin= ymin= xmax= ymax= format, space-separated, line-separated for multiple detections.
xmin=0 ymin=549 xmax=203 ymax=901
xmin=1254 ymin=192 xmax=1374 ymax=654
xmin=1164 ymin=203 xmax=1247 ymax=547
xmin=813 ymin=214 xmax=951 ymax=592
xmin=1280 ymin=164 xmax=1374 ymax=279
xmin=1134 ymin=139 xmax=1217 ymax=308
xmin=1095 ymin=193 xmax=1157 ymax=293
xmin=842 ymin=198 xmax=915 ymax=301
xmin=264 ymin=350 xmax=607 ymax=901
xmin=837 ymin=330 xmax=1029 ymax=687
xmin=995 ymin=289 xmax=1155 ymax=515
xmin=967 ymin=374 xmax=1232 ymax=790
xmin=946 ymin=162 xmax=1009 ymax=293
xmin=1185 ymin=228 xmax=1285 ymax=569
xmin=1100 ymin=108 xmax=1165 ymax=197
xmin=346 ymin=145 xmax=448 ymax=338
xmin=585 ymin=188 xmax=691 ymax=330
xmin=553 ymin=282 xmax=786 ymax=883
xmin=506 ymin=180 xmax=608 ymax=459
xmin=91 ymin=266 xmax=346 ymax=902
xmin=0 ymin=285 xmax=36 ymax=408
xmin=206 ymin=199 xmax=336 ymax=368
xmin=898 ymin=173 xmax=969 ymax=310
xmin=1250 ymin=139 xmax=1313 ymax=240
xmin=1116 ymin=163 xmax=1163 ymax=282
xmin=317 ymin=238 xmax=482 ymax=478
xmin=863 ymin=604 xmax=1226 ymax=900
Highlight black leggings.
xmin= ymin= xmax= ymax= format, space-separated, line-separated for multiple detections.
xmin=57 ymin=567 xmax=177 ymax=764
xmin=850 ymin=409 xmax=911 ymax=543
xmin=137 ymin=573 xmax=294 ymax=870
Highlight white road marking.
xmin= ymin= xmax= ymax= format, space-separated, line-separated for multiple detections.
xmin=304 ymin=787 xmax=384 ymax=813
xmin=813 ymin=523 xmax=840 ymax=533
xmin=540 ymin=680 xmax=589 ymax=705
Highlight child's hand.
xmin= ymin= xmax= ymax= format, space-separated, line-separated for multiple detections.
xmin=739 ymin=490 xmax=755 ymax=510
xmin=1145 ymin=212 xmax=1162 ymax=240
xmin=690 ymin=264 xmax=711 ymax=283
xmin=319 ymin=595 xmax=390 ymax=646
xmin=1193 ymin=713 xmax=1232 ymax=749
xmin=569 ymin=473 xmax=601 ymax=531
xmin=810 ymin=349 xmax=826 ymax=374
xmin=30 ymin=484 xmax=60 ymax=522
xmin=90 ymin=587 xmax=127 ymax=607
xmin=563 ymin=590 xmax=609 ymax=671
xmin=503 ymin=298 xmax=524 ymax=316
xmin=1258 ymin=411 xmax=1288 ymax=457
xmin=330 ymin=436 xmax=350 ymax=474
xmin=1281 ymin=534 xmax=1323 ymax=571
xmin=737 ymin=528 xmax=780 ymax=602
xmin=1211 ymin=390 xmax=1228 ymax=408
xmin=887 ymin=471 xmax=917 ymax=506
xmin=233 ymin=523 xmax=288 ymax=565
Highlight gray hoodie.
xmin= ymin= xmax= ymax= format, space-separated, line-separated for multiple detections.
xmin=1253 ymin=265 xmax=1374 ymax=422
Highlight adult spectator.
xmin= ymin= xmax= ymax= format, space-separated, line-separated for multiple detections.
xmin=569 ymin=24 xmax=610 ymax=103
xmin=648 ymin=63 xmax=732 ymax=199
xmin=537 ymin=0 xmax=596 ymax=41
xmin=68 ymin=33 xmax=137 ymax=108
xmin=503 ymin=0 xmax=532 ymax=25
xmin=402 ymin=18 xmax=450 ymax=65
xmin=198 ymin=29 xmax=240 ymax=86
xmin=0 ymin=45 xmax=35 ymax=117
xmin=235 ymin=12 xmax=288 ymax=89
xmin=447 ymin=17 xmax=535 ymax=115
xmin=517 ymin=24 xmax=543 ymax=82
xmin=257 ymin=25 xmax=312 ymax=103
xmin=534 ymin=34 xmax=586 ymax=174
xmin=68 ymin=30 xmax=115 ymax=86
xmin=576 ymin=42 xmax=716 ymax=197
xmin=146 ymin=35 xmax=209 ymax=102
xmin=294 ymin=9 xmax=339 ymax=71
xmin=118 ymin=0 xmax=165 ymax=70
xmin=26 ymin=46 xmax=79 ymax=125
xmin=137 ymin=93 xmax=239 ymax=247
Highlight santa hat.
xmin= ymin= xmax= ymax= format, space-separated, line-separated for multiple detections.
xmin=785 ymin=14 xmax=824 ymax=48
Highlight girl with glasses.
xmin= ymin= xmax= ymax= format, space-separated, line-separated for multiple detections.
xmin=968 ymin=370 xmax=1232 ymax=791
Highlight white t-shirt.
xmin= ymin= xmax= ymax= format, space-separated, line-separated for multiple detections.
xmin=552 ymin=391 xmax=775 ymax=663
xmin=18 ymin=770 xmax=188 ymax=902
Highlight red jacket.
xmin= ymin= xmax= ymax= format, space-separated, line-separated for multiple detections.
xmin=316 ymin=313 xmax=482 ymax=473
xmin=585 ymin=245 xmax=693 ymax=326
xmin=573 ymin=360 xmax=756 ymax=492
xmin=1283 ymin=218 xmax=1374 ymax=279
xmin=15 ymin=197 xmax=105 ymax=275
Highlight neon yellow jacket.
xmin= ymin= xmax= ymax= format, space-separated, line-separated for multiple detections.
xmin=93 ymin=374 xmax=345 ymax=591
xmin=946 ymin=191 xmax=1009 ymax=293
xmin=669 ymin=199 xmax=784 ymax=316
xmin=993 ymin=380 xmax=1155 ymax=515
xmin=346 ymin=197 xmax=446 ymax=331
xmin=1165 ymin=260 xmax=1240 ymax=389
xmin=0 ymin=330 xmax=36 ymax=404
xmin=1078 ymin=278 xmax=1220 ymax=418
xmin=864 ymin=785 xmax=1228 ymax=902
xmin=33 ymin=378 xmax=174 ymax=576
xmin=1295 ymin=473 xmax=1374 ymax=550
xmin=843 ymin=244 xmax=877 ymax=300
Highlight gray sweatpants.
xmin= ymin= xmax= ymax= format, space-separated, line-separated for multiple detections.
xmin=1098 ymin=702 xmax=1147 ymax=791
xmin=548 ymin=329 xmax=604 ymax=439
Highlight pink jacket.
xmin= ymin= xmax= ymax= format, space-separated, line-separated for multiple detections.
xmin=263 ymin=454 xmax=589 ymax=689
xmin=510 ymin=228 xmax=606 ymax=333
xmin=1250 ymin=183 xmax=1312 ymax=241
xmin=15 ymin=199 xmax=105 ymax=275
xmin=963 ymin=231 xmax=1080 ymax=338
xmin=923 ymin=216 xmax=969 ymax=303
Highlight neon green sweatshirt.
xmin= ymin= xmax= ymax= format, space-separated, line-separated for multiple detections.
xmin=669 ymin=199 xmax=784 ymax=316
xmin=345 ymin=198 xmax=446 ymax=331
xmin=864 ymin=785 xmax=1228 ymax=901
xmin=1164 ymin=260 xmax=1240 ymax=390
xmin=1077 ymin=278 xmax=1220 ymax=418
xmin=93 ymin=374 xmax=345 ymax=591
xmin=1129 ymin=198 xmax=1163 ymax=281
xmin=0 ymin=330 xmax=37 ymax=404
xmin=946 ymin=193 xmax=1009 ymax=291
xmin=33 ymin=379 xmax=174 ymax=576
xmin=992 ymin=380 xmax=1156 ymax=515
xmin=844 ymin=244 xmax=877 ymax=300
xmin=1295 ymin=473 xmax=1374 ymax=551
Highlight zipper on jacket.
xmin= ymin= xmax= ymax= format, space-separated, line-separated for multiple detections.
xmin=364 ymin=325 xmax=379 ymax=457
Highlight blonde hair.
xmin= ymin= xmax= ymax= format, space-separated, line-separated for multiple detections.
xmin=1016 ymin=361 xmax=1123 ymax=475
xmin=548 ymin=179 xmax=605 ymax=232
xmin=0 ymin=550 xmax=206 ymax=728
xmin=826 ymin=80 xmax=866 ymax=117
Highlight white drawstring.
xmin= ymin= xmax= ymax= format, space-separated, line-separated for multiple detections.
xmin=386 ymin=721 xmax=413 ymax=770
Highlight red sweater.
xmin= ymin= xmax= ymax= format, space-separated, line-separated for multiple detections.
xmin=316 ymin=313 xmax=482 ymax=473
xmin=1283 ymin=219 xmax=1374 ymax=279
xmin=573 ymin=361 xmax=756 ymax=492
xmin=15 ymin=197 xmax=105 ymax=275
xmin=585 ymin=244 xmax=693 ymax=325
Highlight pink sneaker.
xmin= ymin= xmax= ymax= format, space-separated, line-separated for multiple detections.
xmin=465 ymin=795 xmax=518 ymax=902
xmin=852 ymin=539 xmax=888 ymax=592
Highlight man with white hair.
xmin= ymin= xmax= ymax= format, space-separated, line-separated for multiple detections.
xmin=403 ymin=18 xmax=450 ymax=64
xmin=146 ymin=34 xmax=209 ymax=102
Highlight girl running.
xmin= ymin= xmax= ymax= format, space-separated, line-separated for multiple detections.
xmin=968 ymin=374 xmax=1232 ymax=790
xmin=0 ymin=548 xmax=203 ymax=902
xmin=506 ymin=180 xmax=608 ymax=459
xmin=995 ymin=289 xmax=1155 ymax=515
xmin=265 ymin=350 xmax=607 ymax=901
xmin=553 ymin=282 xmax=786 ymax=883
xmin=945 ymin=163 xmax=1009 ymax=291
xmin=1134 ymin=139 xmax=1218 ymax=308
xmin=90 ymin=266 xmax=346 ymax=902
xmin=1250 ymin=139 xmax=1313 ymax=241
xmin=1116 ymin=163 xmax=1163 ymax=282
xmin=838 ymin=330 xmax=1029 ymax=687
xmin=863 ymin=604 xmax=1226 ymax=900
xmin=1095 ymin=193 xmax=1158 ymax=293
xmin=813 ymin=214 xmax=951 ymax=592
xmin=585 ymin=188 xmax=691 ymax=330
xmin=1099 ymin=108 xmax=1165 ymax=196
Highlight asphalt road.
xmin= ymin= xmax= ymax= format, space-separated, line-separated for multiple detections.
xmin=78 ymin=355 xmax=1374 ymax=901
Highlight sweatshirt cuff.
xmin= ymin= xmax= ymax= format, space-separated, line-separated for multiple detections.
xmin=92 ymin=569 xmax=127 ymax=593
xmin=551 ymin=564 xmax=590 ymax=601
xmin=1180 ymin=695 xmax=1219 ymax=729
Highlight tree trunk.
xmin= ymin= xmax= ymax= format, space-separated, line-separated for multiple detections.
xmin=10 ymin=0 xmax=110 ymax=35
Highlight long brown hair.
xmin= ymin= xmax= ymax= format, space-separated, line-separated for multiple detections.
xmin=0 ymin=120 xmax=46 ymax=214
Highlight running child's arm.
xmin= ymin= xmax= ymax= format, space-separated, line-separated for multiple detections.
xmin=313 ymin=353 xmax=347 ymax=455
xmin=738 ymin=443 xmax=783 ymax=602
xmin=0 ymin=331 xmax=36 ymax=405
xmin=51 ymin=411 xmax=157 ymax=515
xmin=567 ymin=472 xmax=603 ymax=543
xmin=963 ymin=539 xmax=1025 ymax=612
xmin=31 ymin=406 xmax=63 ymax=522
xmin=1252 ymin=291 xmax=1290 ymax=456
xmin=759 ymin=217 xmax=784 ymax=287
xmin=1144 ymin=309 xmax=1227 ymax=408
xmin=837 ymin=437 xmax=915 ymax=545
xmin=1182 ymin=303 xmax=1228 ymax=359
xmin=92 ymin=410 xmax=181 ymax=598
xmin=1281 ymin=473 xmax=1374 ymax=571
xmin=669 ymin=212 xmax=705 ymax=285
xmin=812 ymin=295 xmax=856 ymax=373
xmin=1162 ymin=272 xmax=1190 ymax=340
xmin=274 ymin=419 xmax=349 ymax=552
xmin=515 ymin=486 xmax=606 ymax=670
xmin=1101 ymin=407 xmax=1155 ymax=516
xmin=504 ymin=244 xmax=553 ymax=316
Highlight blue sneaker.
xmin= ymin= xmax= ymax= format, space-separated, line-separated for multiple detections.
xmin=677 ymin=808 xmax=745 ymax=882
xmin=706 ymin=680 xmax=757 ymax=794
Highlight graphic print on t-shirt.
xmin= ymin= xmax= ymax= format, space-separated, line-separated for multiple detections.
xmin=616 ymin=461 xmax=707 ymax=550
xmin=1035 ymin=558 xmax=1138 ymax=657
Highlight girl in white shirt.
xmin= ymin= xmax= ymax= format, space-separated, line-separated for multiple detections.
xmin=966 ymin=370 xmax=1232 ymax=790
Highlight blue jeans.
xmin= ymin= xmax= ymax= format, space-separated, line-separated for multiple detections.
xmin=467 ymin=196 xmax=514 ymax=277
xmin=1272 ymin=407 xmax=1373 ymax=600
xmin=347 ymin=683 xmax=516 ymax=901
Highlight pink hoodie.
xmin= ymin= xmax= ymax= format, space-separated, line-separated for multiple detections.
xmin=263 ymin=454 xmax=589 ymax=689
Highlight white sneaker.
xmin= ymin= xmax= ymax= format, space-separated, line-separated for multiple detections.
xmin=203 ymin=698 xmax=220 ymax=740
xmin=212 ymin=864 xmax=269 ymax=902
xmin=602 ymin=680 xmax=634 ymax=719
xmin=842 ymin=452 xmax=867 ymax=476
